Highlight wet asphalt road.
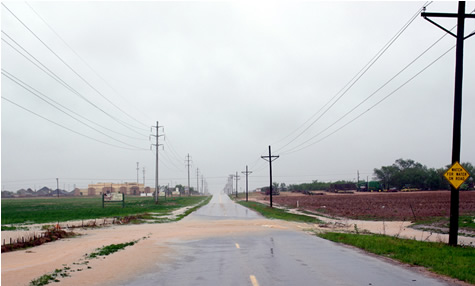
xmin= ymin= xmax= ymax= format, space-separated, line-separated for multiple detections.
xmin=121 ymin=193 xmax=448 ymax=286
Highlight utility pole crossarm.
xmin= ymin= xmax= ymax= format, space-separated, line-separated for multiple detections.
xmin=421 ymin=12 xmax=475 ymax=18
xmin=185 ymin=154 xmax=192 ymax=196
xmin=234 ymin=172 xmax=240 ymax=198
xmin=422 ymin=6 xmax=475 ymax=39
xmin=151 ymin=121 xmax=164 ymax=204
xmin=242 ymin=165 xmax=253 ymax=202
xmin=261 ymin=145 xmax=279 ymax=207
xmin=420 ymin=1 xmax=475 ymax=246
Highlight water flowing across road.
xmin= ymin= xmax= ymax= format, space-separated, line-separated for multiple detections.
xmin=122 ymin=193 xmax=448 ymax=286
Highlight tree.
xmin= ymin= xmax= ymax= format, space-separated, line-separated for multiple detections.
xmin=374 ymin=158 xmax=430 ymax=190
xmin=461 ymin=162 xmax=474 ymax=189
xmin=374 ymin=165 xmax=398 ymax=190
xmin=280 ymin=182 xmax=287 ymax=191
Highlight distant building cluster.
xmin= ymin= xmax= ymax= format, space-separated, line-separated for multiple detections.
xmin=1 ymin=186 xmax=72 ymax=198
xmin=1 ymin=183 xmax=160 ymax=198
xmin=74 ymin=182 xmax=153 ymax=196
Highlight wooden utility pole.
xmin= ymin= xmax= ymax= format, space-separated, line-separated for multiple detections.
xmin=235 ymin=172 xmax=240 ymax=198
xmin=242 ymin=165 xmax=252 ymax=202
xmin=186 ymin=154 xmax=192 ymax=196
xmin=196 ymin=168 xmax=199 ymax=195
xmin=421 ymin=1 xmax=475 ymax=246
xmin=261 ymin=146 xmax=279 ymax=207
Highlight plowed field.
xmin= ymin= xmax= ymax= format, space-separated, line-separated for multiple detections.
xmin=267 ymin=191 xmax=475 ymax=221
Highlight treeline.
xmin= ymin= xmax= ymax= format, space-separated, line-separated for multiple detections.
xmin=284 ymin=159 xmax=474 ymax=192
xmin=287 ymin=180 xmax=354 ymax=192
xmin=374 ymin=158 xmax=474 ymax=190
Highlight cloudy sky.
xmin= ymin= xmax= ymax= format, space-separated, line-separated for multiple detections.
xmin=1 ymin=1 xmax=474 ymax=193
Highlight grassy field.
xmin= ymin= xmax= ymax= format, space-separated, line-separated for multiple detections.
xmin=1 ymin=196 xmax=208 ymax=225
xmin=237 ymin=200 xmax=323 ymax=224
xmin=317 ymin=232 xmax=475 ymax=284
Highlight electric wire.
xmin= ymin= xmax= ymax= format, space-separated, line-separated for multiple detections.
xmin=2 ymin=3 xmax=148 ymax=133
xmin=283 ymin=44 xmax=456 ymax=155
xmin=157 ymin=152 xmax=180 ymax=174
xmin=280 ymin=7 xmax=475 ymax=155
xmin=161 ymin=149 xmax=186 ymax=172
xmin=273 ymin=2 xmax=432 ymax=154
xmin=1 ymin=96 xmax=147 ymax=151
xmin=1 ymin=68 xmax=146 ymax=141
xmin=1 ymin=70 xmax=149 ymax=150
xmin=25 ymin=1 xmax=151 ymax=128
xmin=165 ymin=138 xmax=186 ymax=165
xmin=1 ymin=32 xmax=148 ymax=139
xmin=280 ymin=25 xmax=456 ymax=155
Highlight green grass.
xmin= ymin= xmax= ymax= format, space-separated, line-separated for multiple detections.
xmin=414 ymin=214 xmax=475 ymax=229
xmin=460 ymin=215 xmax=475 ymax=229
xmin=2 ymin=196 xmax=209 ymax=225
xmin=1 ymin=225 xmax=29 ymax=231
xmin=238 ymin=201 xmax=323 ymax=223
xmin=317 ymin=232 xmax=475 ymax=284
xmin=175 ymin=196 xmax=212 ymax=221
xmin=29 ymin=268 xmax=69 ymax=286
xmin=412 ymin=214 xmax=475 ymax=237
xmin=87 ymin=240 xmax=137 ymax=258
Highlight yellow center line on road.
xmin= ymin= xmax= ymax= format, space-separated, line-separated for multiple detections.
xmin=250 ymin=275 xmax=260 ymax=286
xmin=235 ymin=243 xmax=240 ymax=249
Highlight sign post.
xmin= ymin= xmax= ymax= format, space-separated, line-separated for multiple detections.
xmin=443 ymin=161 xmax=470 ymax=245
xmin=102 ymin=193 xmax=125 ymax=208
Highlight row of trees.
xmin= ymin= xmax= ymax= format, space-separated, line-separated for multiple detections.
xmin=286 ymin=180 xmax=354 ymax=192
xmin=374 ymin=158 xmax=474 ymax=190
xmin=279 ymin=159 xmax=473 ymax=192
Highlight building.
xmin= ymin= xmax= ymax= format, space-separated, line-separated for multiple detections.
xmin=74 ymin=182 xmax=153 ymax=196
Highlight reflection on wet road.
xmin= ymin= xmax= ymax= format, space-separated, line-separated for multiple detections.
xmin=185 ymin=192 xmax=262 ymax=221
xmin=121 ymin=193 xmax=447 ymax=286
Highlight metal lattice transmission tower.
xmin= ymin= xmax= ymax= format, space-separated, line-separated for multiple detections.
xmin=151 ymin=121 xmax=164 ymax=204
xmin=185 ymin=154 xmax=192 ymax=196
xmin=196 ymin=168 xmax=200 ymax=195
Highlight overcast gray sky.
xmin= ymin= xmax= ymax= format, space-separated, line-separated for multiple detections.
xmin=1 ymin=1 xmax=474 ymax=193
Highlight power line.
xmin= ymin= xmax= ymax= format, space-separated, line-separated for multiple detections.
xmin=2 ymin=3 xmax=148 ymax=133
xmin=280 ymin=24 xmax=456 ymax=155
xmin=273 ymin=2 xmax=432 ymax=154
xmin=282 ymin=44 xmax=456 ymax=155
xmin=160 ymin=148 xmax=185 ymax=172
xmin=2 ymin=69 xmax=148 ymax=148
xmin=1 ymin=96 xmax=147 ymax=150
xmin=163 ymin=135 xmax=186 ymax=164
xmin=25 ymin=1 xmax=151 ymax=129
xmin=1 ymin=32 xmax=148 ymax=139
xmin=151 ymin=121 xmax=164 ymax=203
xmin=261 ymin=146 xmax=279 ymax=207
xmin=185 ymin=154 xmax=192 ymax=196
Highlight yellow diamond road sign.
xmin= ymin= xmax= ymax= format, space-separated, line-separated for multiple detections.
xmin=444 ymin=162 xmax=470 ymax=189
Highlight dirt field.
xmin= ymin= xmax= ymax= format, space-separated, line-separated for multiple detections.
xmin=3 ymin=193 xmax=474 ymax=286
xmin=255 ymin=191 xmax=475 ymax=221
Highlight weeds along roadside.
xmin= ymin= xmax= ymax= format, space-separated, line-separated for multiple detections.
xmin=238 ymin=199 xmax=474 ymax=285
xmin=1 ymin=196 xmax=210 ymax=225
xmin=317 ymin=232 xmax=475 ymax=285
xmin=2 ymin=196 xmax=212 ymax=253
